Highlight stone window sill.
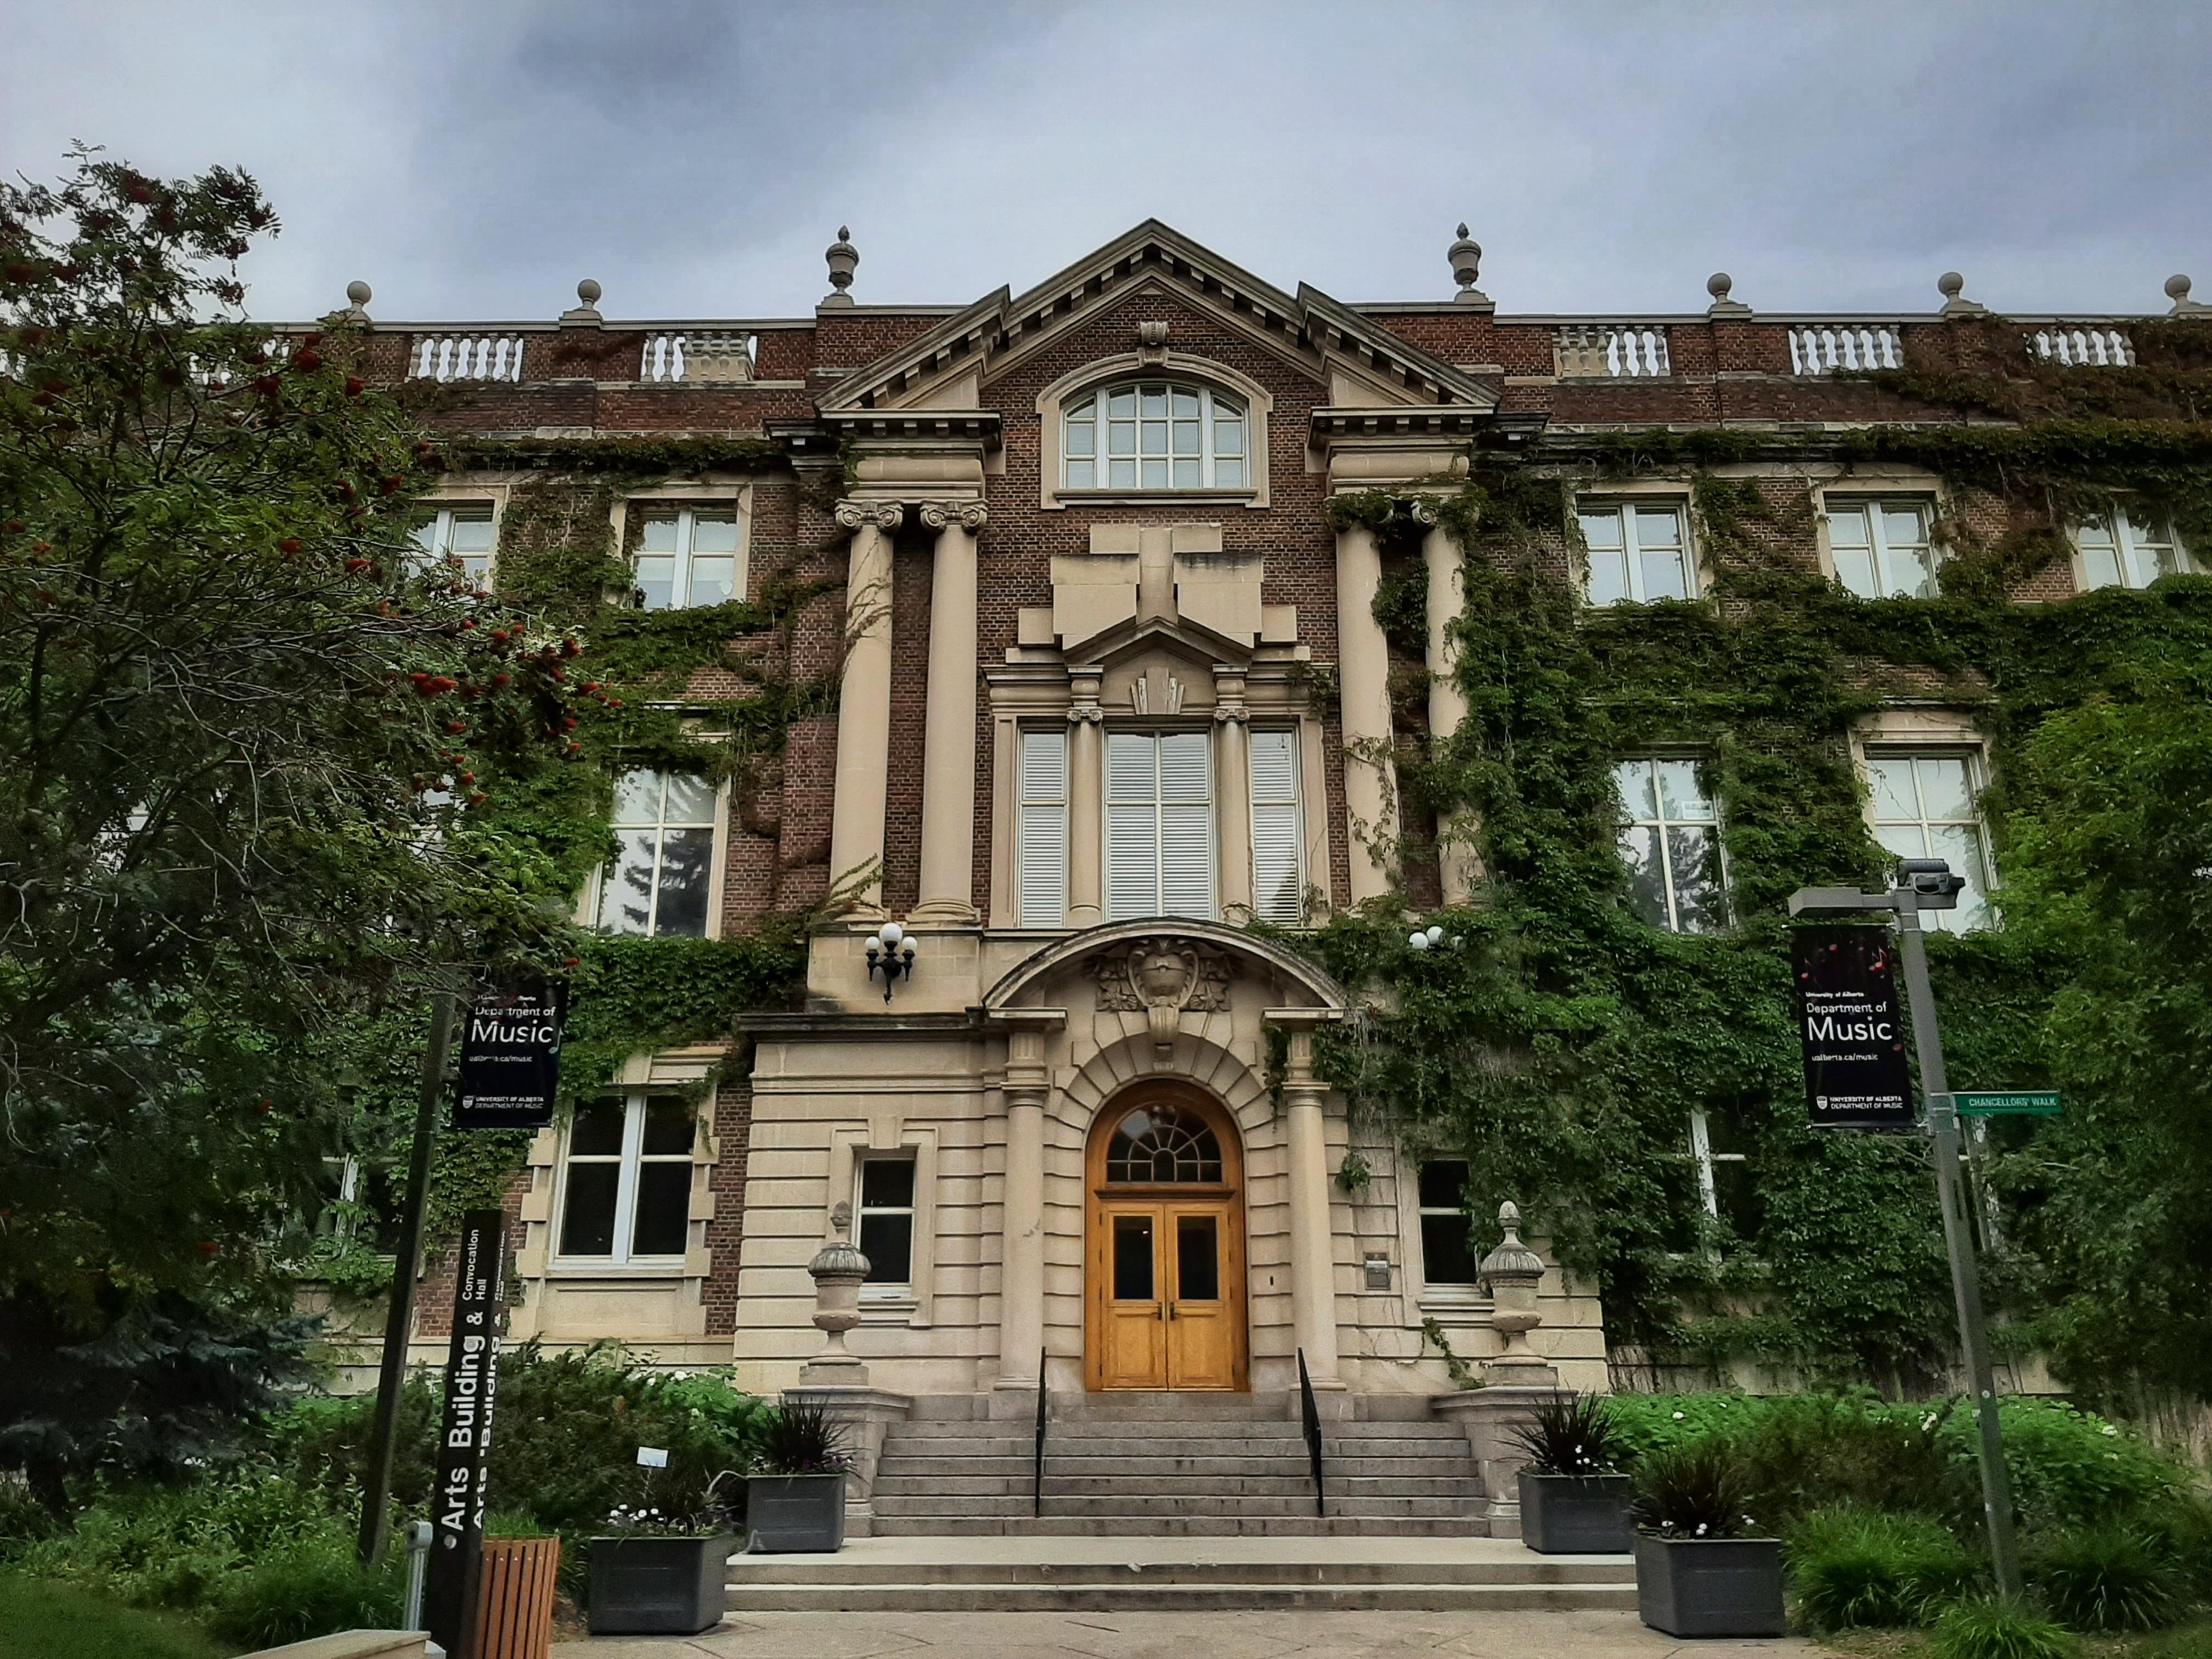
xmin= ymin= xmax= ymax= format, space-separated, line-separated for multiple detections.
xmin=546 ymin=1261 xmax=689 ymax=1280
xmin=1048 ymin=488 xmax=1259 ymax=509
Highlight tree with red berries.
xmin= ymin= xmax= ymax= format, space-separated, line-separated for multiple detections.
xmin=0 ymin=150 xmax=586 ymax=1507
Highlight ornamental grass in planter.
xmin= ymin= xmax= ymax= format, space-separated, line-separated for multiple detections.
xmin=1514 ymin=1393 xmax=1633 ymax=1554
xmin=1630 ymin=1443 xmax=1786 ymax=1638
xmin=744 ymin=1403 xmax=852 ymax=1555
xmin=586 ymin=1472 xmax=740 ymax=1637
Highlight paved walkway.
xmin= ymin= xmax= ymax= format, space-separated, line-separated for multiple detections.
xmin=557 ymin=1609 xmax=1813 ymax=1658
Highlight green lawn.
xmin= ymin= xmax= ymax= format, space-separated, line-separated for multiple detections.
xmin=1 ymin=1571 xmax=240 ymax=1659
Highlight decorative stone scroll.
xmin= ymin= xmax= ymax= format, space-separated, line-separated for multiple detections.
xmin=918 ymin=500 xmax=988 ymax=533
xmin=1091 ymin=936 xmax=1235 ymax=1058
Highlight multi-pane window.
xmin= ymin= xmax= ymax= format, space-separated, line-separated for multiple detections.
xmin=855 ymin=1156 xmax=916 ymax=1292
xmin=1689 ymin=1107 xmax=1760 ymax=1240
xmin=314 ymin=1157 xmax=404 ymax=1254
xmin=1106 ymin=731 xmax=1215 ymax=920
xmin=1579 ymin=503 xmax=1694 ymax=605
xmin=1615 ymin=758 xmax=1725 ymax=933
xmin=1063 ymin=382 xmax=1248 ymax=492
xmin=1249 ymin=729 xmax=1305 ymax=926
xmin=2076 ymin=509 xmax=2192 ymax=591
xmin=1015 ymin=729 xmax=1069 ymax=929
xmin=1828 ymin=499 xmax=1939 ymax=599
xmin=596 ymin=770 xmax=716 ymax=937
xmin=558 ymin=1094 xmax=695 ymax=1264
xmin=409 ymin=505 xmax=495 ymax=585
xmin=633 ymin=507 xmax=740 ymax=610
xmin=1863 ymin=752 xmax=1994 ymax=932
xmin=1417 ymin=1160 xmax=1479 ymax=1286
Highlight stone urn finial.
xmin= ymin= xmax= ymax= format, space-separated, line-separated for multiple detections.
xmin=341 ymin=280 xmax=372 ymax=321
xmin=802 ymin=1235 xmax=871 ymax=1384
xmin=2169 ymin=274 xmax=2207 ymax=317
xmin=1480 ymin=1200 xmax=1549 ymax=1374
xmin=1448 ymin=223 xmax=1489 ymax=308
xmin=823 ymin=226 xmax=859 ymax=308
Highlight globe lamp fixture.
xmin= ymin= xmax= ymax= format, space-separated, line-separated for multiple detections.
xmin=865 ymin=921 xmax=918 ymax=1002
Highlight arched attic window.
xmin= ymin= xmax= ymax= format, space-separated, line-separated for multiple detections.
xmin=1063 ymin=381 xmax=1248 ymax=492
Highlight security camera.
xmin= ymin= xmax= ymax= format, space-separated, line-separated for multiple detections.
xmin=1895 ymin=857 xmax=1966 ymax=909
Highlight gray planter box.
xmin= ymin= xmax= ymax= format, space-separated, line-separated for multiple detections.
xmin=588 ymin=1533 xmax=735 ymax=1635
xmin=1518 ymin=1471 xmax=1633 ymax=1554
xmin=746 ymin=1471 xmax=847 ymax=1554
xmin=1634 ymin=1534 xmax=1786 ymax=1638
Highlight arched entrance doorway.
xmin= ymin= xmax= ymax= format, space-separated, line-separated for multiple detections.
xmin=1084 ymin=1084 xmax=1248 ymax=1391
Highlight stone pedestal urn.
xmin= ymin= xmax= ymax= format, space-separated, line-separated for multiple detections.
xmin=1480 ymin=1201 xmax=1550 ymax=1384
xmin=800 ymin=1238 xmax=870 ymax=1386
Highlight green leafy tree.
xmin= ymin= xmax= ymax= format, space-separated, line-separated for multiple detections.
xmin=0 ymin=150 xmax=586 ymax=1504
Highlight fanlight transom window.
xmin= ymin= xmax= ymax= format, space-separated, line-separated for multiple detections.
xmin=1105 ymin=1105 xmax=1224 ymax=1183
xmin=1064 ymin=381 xmax=1247 ymax=491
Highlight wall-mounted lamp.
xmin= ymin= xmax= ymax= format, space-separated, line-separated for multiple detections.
xmin=865 ymin=921 xmax=917 ymax=1002
xmin=1406 ymin=922 xmax=1460 ymax=952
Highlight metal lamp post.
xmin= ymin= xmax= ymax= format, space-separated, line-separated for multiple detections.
xmin=1787 ymin=859 xmax=2022 ymax=1599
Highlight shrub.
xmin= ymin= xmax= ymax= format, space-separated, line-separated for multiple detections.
xmin=1513 ymin=1394 xmax=1624 ymax=1476
xmin=1632 ymin=1443 xmax=1758 ymax=1539
xmin=1932 ymin=1596 xmax=2081 ymax=1659
xmin=754 ymin=1403 xmax=849 ymax=1475
xmin=2142 ymin=1494 xmax=2212 ymax=1602
xmin=205 ymin=1539 xmax=400 ymax=1649
xmin=1786 ymin=1506 xmax=1984 ymax=1630
xmin=2025 ymin=1525 xmax=2188 ymax=1632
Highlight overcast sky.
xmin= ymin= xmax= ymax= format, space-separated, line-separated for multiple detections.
xmin=5 ymin=1 xmax=2206 ymax=324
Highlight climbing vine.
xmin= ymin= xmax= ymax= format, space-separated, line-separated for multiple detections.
xmin=1301 ymin=320 xmax=2212 ymax=1392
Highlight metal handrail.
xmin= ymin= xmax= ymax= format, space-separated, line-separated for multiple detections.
xmin=1032 ymin=1346 xmax=1048 ymax=1518
xmin=1297 ymin=1348 xmax=1327 ymax=1519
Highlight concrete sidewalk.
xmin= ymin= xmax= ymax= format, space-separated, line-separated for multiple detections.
xmin=557 ymin=1607 xmax=1812 ymax=1659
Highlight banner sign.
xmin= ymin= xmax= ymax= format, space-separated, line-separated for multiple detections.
xmin=1791 ymin=924 xmax=1916 ymax=1130
xmin=1953 ymin=1090 xmax=2062 ymax=1117
xmin=454 ymin=985 xmax=566 ymax=1131
xmin=422 ymin=1209 xmax=507 ymax=1657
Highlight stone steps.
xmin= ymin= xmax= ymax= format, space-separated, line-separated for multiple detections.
xmin=875 ymin=1474 xmax=1485 ymax=1499
xmin=871 ymin=1494 xmax=1476 ymax=1519
xmin=865 ymin=1515 xmax=1498 ymax=1538
xmin=881 ymin=1454 xmax=1471 ymax=1479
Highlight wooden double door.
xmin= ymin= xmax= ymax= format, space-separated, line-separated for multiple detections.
xmin=1084 ymin=1088 xmax=1248 ymax=1391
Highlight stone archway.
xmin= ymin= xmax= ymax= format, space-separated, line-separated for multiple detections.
xmin=1082 ymin=1081 xmax=1249 ymax=1391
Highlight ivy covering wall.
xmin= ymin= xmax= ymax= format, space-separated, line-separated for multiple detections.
xmin=1307 ymin=317 xmax=2212 ymax=1401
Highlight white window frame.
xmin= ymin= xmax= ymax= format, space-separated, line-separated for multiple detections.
xmin=1034 ymin=354 xmax=1272 ymax=510
xmin=1688 ymin=1107 xmax=1748 ymax=1222
xmin=2073 ymin=507 xmax=2193 ymax=591
xmin=1576 ymin=500 xmax=1696 ymax=606
xmin=1248 ymin=726 xmax=1306 ymax=926
xmin=1613 ymin=756 xmax=1728 ymax=933
xmin=552 ymin=1092 xmax=696 ymax=1271
xmin=854 ymin=1153 xmax=918 ymax=1299
xmin=1415 ymin=1158 xmax=1481 ymax=1291
xmin=1015 ymin=726 xmax=1069 ymax=929
xmin=409 ymin=503 xmax=498 ymax=587
xmin=1105 ymin=729 xmax=1217 ymax=921
xmin=1823 ymin=496 xmax=1942 ymax=599
xmin=591 ymin=769 xmax=722 ymax=939
xmin=1063 ymin=380 xmax=1248 ymax=494
xmin=1861 ymin=747 xmax=1996 ymax=934
xmin=631 ymin=504 xmax=743 ymax=611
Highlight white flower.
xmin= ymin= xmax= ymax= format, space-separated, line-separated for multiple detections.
xmin=2100 ymin=1425 xmax=2119 ymax=1438
xmin=1672 ymin=1410 xmax=1685 ymax=1420
xmin=1695 ymin=1523 xmax=1708 ymax=1536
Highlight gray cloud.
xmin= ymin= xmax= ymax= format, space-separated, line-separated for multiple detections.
xmin=4 ymin=0 xmax=2204 ymax=323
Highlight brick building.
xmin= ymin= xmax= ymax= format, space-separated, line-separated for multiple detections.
xmin=334 ymin=224 xmax=2201 ymax=1526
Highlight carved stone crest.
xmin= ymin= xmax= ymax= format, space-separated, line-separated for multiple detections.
xmin=1090 ymin=936 xmax=1234 ymax=1058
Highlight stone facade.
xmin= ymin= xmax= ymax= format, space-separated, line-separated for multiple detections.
xmin=336 ymin=229 xmax=2200 ymax=1407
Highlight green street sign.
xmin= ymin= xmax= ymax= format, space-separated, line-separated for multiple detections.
xmin=1951 ymin=1090 xmax=2062 ymax=1116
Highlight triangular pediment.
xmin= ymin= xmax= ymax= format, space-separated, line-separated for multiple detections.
xmin=819 ymin=219 xmax=1497 ymax=419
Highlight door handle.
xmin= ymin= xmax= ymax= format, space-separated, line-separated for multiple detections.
xmin=1167 ymin=1302 xmax=1178 ymax=1320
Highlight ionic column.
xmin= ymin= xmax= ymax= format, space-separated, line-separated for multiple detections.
xmin=995 ymin=1024 xmax=1053 ymax=1393
xmin=828 ymin=500 xmax=902 ymax=917
xmin=1066 ymin=669 xmax=1105 ymax=928
xmin=1334 ymin=519 xmax=1398 ymax=902
xmin=1419 ymin=510 xmax=1483 ymax=906
xmin=913 ymin=501 xmax=986 ymax=924
xmin=1213 ymin=667 xmax=1254 ymax=921
xmin=1278 ymin=1022 xmax=1342 ymax=1386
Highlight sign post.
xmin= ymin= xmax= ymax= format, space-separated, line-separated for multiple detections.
xmin=1789 ymin=866 xmax=2022 ymax=1600
xmin=454 ymin=984 xmax=566 ymax=1132
xmin=1789 ymin=924 xmax=1915 ymax=1130
xmin=422 ymin=1208 xmax=510 ymax=1659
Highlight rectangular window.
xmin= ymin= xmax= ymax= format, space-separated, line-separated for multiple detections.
xmin=1418 ymin=1160 xmax=1479 ymax=1286
xmin=1017 ymin=728 xmax=1068 ymax=928
xmin=409 ymin=505 xmax=495 ymax=586
xmin=1578 ymin=503 xmax=1694 ymax=605
xmin=2076 ymin=509 xmax=2192 ymax=591
xmin=633 ymin=506 xmax=741 ymax=611
xmin=557 ymin=1094 xmax=695 ymax=1265
xmin=1863 ymin=751 xmax=1994 ymax=932
xmin=1827 ymin=499 xmax=1939 ymax=598
xmin=1615 ymin=758 xmax=1725 ymax=933
xmin=315 ymin=1157 xmax=404 ymax=1254
xmin=1248 ymin=729 xmax=1305 ymax=926
xmin=1105 ymin=730 xmax=1215 ymax=921
xmin=1689 ymin=1107 xmax=1760 ymax=1240
xmin=855 ymin=1156 xmax=916 ymax=1293
xmin=597 ymin=770 xmax=716 ymax=937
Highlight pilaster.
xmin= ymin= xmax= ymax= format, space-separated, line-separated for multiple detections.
xmin=1066 ymin=669 xmax=1105 ymax=928
xmin=912 ymin=500 xmax=986 ymax=924
xmin=1333 ymin=521 xmax=1398 ymax=903
xmin=1213 ymin=665 xmax=1254 ymax=920
xmin=1418 ymin=511 xmax=1482 ymax=905
xmin=1269 ymin=1011 xmax=1345 ymax=1388
xmin=827 ymin=501 xmax=903 ymax=918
